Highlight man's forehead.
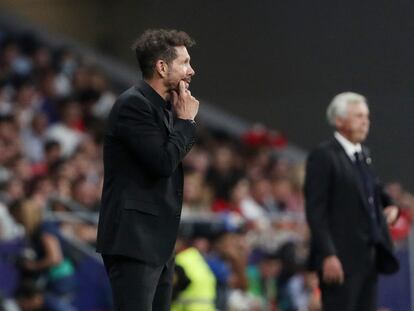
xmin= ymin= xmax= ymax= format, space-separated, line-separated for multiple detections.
xmin=174 ymin=46 xmax=190 ymax=58
xmin=348 ymin=101 xmax=369 ymax=111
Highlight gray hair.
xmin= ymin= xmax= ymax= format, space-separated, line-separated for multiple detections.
xmin=326 ymin=92 xmax=367 ymax=126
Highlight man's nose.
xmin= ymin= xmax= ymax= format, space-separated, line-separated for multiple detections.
xmin=189 ymin=65 xmax=195 ymax=76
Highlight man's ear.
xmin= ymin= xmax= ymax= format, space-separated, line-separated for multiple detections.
xmin=155 ymin=59 xmax=168 ymax=78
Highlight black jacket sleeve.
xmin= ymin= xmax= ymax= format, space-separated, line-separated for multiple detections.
xmin=116 ymin=96 xmax=196 ymax=178
xmin=378 ymin=182 xmax=401 ymax=219
xmin=379 ymin=183 xmax=394 ymax=208
xmin=305 ymin=148 xmax=336 ymax=259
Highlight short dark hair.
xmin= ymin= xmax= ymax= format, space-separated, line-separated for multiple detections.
xmin=132 ymin=29 xmax=195 ymax=79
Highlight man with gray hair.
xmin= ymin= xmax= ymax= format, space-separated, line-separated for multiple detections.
xmin=305 ymin=92 xmax=399 ymax=311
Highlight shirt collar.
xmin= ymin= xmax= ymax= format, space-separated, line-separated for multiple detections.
xmin=334 ymin=131 xmax=362 ymax=160
xmin=137 ymin=80 xmax=169 ymax=110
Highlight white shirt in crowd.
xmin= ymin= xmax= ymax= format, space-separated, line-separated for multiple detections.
xmin=46 ymin=124 xmax=83 ymax=157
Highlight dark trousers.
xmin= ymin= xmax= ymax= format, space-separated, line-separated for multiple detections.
xmin=102 ymin=254 xmax=175 ymax=311
xmin=320 ymin=251 xmax=378 ymax=311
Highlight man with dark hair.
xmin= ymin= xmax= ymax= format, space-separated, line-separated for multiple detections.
xmin=132 ymin=29 xmax=195 ymax=80
xmin=96 ymin=29 xmax=199 ymax=310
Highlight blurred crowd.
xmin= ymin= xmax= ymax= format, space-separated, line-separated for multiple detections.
xmin=0 ymin=29 xmax=412 ymax=311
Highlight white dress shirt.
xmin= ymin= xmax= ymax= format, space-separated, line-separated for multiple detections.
xmin=334 ymin=131 xmax=362 ymax=162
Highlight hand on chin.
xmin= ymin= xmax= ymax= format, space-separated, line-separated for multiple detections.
xmin=176 ymin=80 xmax=189 ymax=91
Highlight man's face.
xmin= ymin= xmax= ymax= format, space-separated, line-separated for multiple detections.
xmin=336 ymin=101 xmax=370 ymax=143
xmin=164 ymin=46 xmax=195 ymax=92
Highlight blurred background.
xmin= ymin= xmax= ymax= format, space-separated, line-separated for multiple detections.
xmin=0 ymin=1 xmax=412 ymax=311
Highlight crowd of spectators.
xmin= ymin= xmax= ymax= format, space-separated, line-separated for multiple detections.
xmin=0 ymin=28 xmax=412 ymax=311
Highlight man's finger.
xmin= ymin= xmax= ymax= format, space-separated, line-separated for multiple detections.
xmin=178 ymin=80 xmax=186 ymax=96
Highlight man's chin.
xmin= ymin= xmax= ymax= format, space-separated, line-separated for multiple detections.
xmin=167 ymin=84 xmax=179 ymax=93
xmin=357 ymin=134 xmax=368 ymax=143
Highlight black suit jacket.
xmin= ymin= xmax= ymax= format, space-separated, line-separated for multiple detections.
xmin=305 ymin=138 xmax=399 ymax=275
xmin=96 ymin=81 xmax=196 ymax=266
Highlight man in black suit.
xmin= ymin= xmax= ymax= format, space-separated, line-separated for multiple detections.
xmin=96 ymin=29 xmax=199 ymax=311
xmin=305 ymin=92 xmax=399 ymax=311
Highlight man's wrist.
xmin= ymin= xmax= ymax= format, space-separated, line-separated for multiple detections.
xmin=178 ymin=118 xmax=196 ymax=126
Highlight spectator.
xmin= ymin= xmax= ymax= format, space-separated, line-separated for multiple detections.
xmin=247 ymin=251 xmax=282 ymax=311
xmin=15 ymin=279 xmax=74 ymax=311
xmin=12 ymin=200 xmax=76 ymax=300
xmin=21 ymin=113 xmax=49 ymax=164
xmin=182 ymin=170 xmax=212 ymax=216
xmin=171 ymin=231 xmax=216 ymax=311
xmin=0 ymin=201 xmax=24 ymax=241
xmin=206 ymin=144 xmax=243 ymax=200
xmin=206 ymin=229 xmax=249 ymax=310
xmin=46 ymin=99 xmax=84 ymax=157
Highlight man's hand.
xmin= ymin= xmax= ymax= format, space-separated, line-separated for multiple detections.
xmin=171 ymin=80 xmax=199 ymax=121
xmin=322 ymin=255 xmax=344 ymax=284
xmin=384 ymin=205 xmax=399 ymax=225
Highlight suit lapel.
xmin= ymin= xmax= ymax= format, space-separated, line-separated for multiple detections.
xmin=361 ymin=146 xmax=376 ymax=179
xmin=331 ymin=139 xmax=370 ymax=212
xmin=156 ymin=107 xmax=173 ymax=133
xmin=136 ymin=81 xmax=172 ymax=133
